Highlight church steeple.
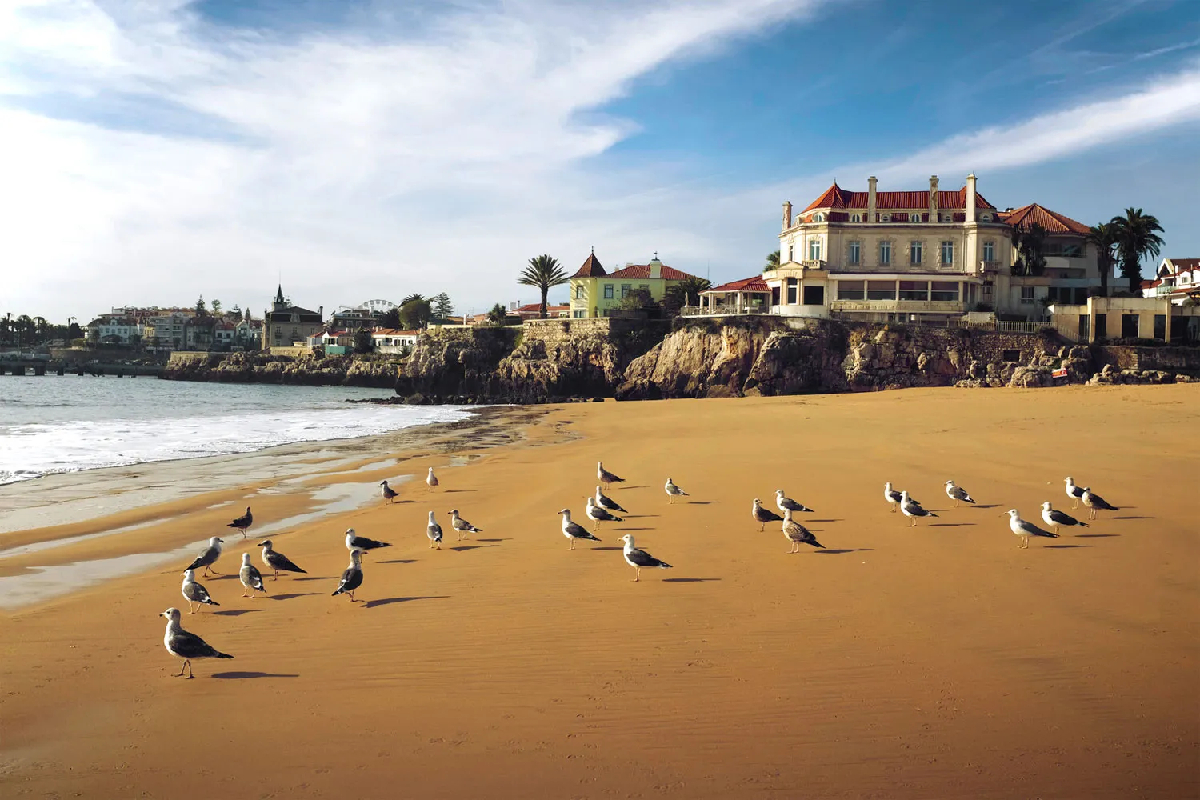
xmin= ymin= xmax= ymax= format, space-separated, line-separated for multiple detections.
xmin=273 ymin=283 xmax=286 ymax=312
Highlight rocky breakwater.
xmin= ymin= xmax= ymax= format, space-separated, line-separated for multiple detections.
xmin=163 ymin=351 xmax=401 ymax=388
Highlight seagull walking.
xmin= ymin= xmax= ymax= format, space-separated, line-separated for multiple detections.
xmin=1081 ymin=488 xmax=1118 ymax=520
xmin=426 ymin=467 xmax=439 ymax=491
xmin=884 ymin=482 xmax=904 ymax=512
xmin=181 ymin=569 xmax=219 ymax=614
xmin=776 ymin=489 xmax=814 ymax=515
xmin=332 ymin=549 xmax=364 ymax=602
xmin=426 ymin=510 xmax=443 ymax=549
xmin=1064 ymin=477 xmax=1085 ymax=509
xmin=586 ymin=496 xmax=623 ymax=530
xmin=752 ymin=497 xmax=784 ymax=531
xmin=559 ymin=509 xmax=601 ymax=550
xmin=185 ymin=537 xmax=223 ymax=577
xmin=380 ymin=480 xmax=398 ymax=504
xmin=258 ymin=539 xmax=308 ymax=579
xmin=595 ymin=485 xmax=627 ymax=514
xmin=597 ymin=461 xmax=624 ymax=487
xmin=449 ymin=509 xmax=481 ymax=541
xmin=160 ymin=607 xmax=233 ymax=678
xmin=900 ymin=490 xmax=937 ymax=526
xmin=345 ymin=528 xmax=391 ymax=551
xmin=1006 ymin=508 xmax=1059 ymax=548
xmin=782 ymin=508 xmax=825 ymax=553
xmin=239 ymin=552 xmax=268 ymax=597
xmin=944 ymin=480 xmax=975 ymax=507
xmin=1041 ymin=501 xmax=1088 ymax=534
xmin=226 ymin=506 xmax=253 ymax=538
xmin=664 ymin=478 xmax=689 ymax=504
xmin=618 ymin=534 xmax=672 ymax=582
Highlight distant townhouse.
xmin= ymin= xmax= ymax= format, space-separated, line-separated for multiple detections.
xmin=371 ymin=329 xmax=420 ymax=354
xmin=263 ymin=284 xmax=324 ymax=350
xmin=86 ymin=314 xmax=142 ymax=345
xmin=143 ymin=311 xmax=191 ymax=352
xmin=514 ymin=303 xmax=570 ymax=320
xmin=1142 ymin=258 xmax=1200 ymax=305
xmin=330 ymin=306 xmax=382 ymax=332
xmin=568 ymin=250 xmax=697 ymax=319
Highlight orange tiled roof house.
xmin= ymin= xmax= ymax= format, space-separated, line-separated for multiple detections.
xmin=568 ymin=249 xmax=698 ymax=319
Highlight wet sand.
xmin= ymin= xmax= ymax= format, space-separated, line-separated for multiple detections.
xmin=1 ymin=386 xmax=1197 ymax=798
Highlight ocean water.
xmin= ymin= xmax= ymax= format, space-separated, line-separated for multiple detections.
xmin=0 ymin=377 xmax=471 ymax=485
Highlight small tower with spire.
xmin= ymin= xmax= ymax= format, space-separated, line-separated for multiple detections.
xmin=273 ymin=283 xmax=287 ymax=313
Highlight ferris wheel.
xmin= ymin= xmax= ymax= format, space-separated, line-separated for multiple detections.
xmin=360 ymin=299 xmax=397 ymax=313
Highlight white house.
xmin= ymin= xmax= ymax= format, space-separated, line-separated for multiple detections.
xmin=371 ymin=329 xmax=420 ymax=354
xmin=1143 ymin=258 xmax=1200 ymax=305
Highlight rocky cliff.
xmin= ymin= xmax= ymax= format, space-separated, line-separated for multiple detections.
xmin=162 ymin=351 xmax=400 ymax=388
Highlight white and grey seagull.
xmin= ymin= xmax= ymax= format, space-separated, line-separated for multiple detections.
xmin=239 ymin=552 xmax=268 ymax=598
xmin=161 ymin=607 xmax=233 ymax=678
xmin=618 ymin=534 xmax=672 ymax=582
xmin=426 ymin=510 xmax=443 ymax=549
xmin=586 ymin=496 xmax=623 ymax=529
xmin=1041 ymin=501 xmax=1088 ymax=534
xmin=380 ymin=480 xmax=398 ymax=504
xmin=752 ymin=497 xmax=784 ymax=531
xmin=900 ymin=490 xmax=937 ymax=526
xmin=559 ymin=508 xmax=601 ymax=550
xmin=597 ymin=461 xmax=625 ymax=487
xmin=1081 ymin=487 xmax=1118 ymax=520
xmin=944 ymin=480 xmax=975 ymax=507
xmin=884 ymin=482 xmax=904 ymax=512
xmin=185 ymin=537 xmax=223 ymax=578
xmin=782 ymin=509 xmax=826 ymax=554
xmin=449 ymin=509 xmax=481 ymax=541
xmin=1064 ymin=477 xmax=1086 ymax=508
xmin=776 ymin=489 xmax=814 ymax=515
xmin=426 ymin=467 xmax=439 ymax=491
xmin=258 ymin=539 xmax=308 ymax=579
xmin=595 ymin=485 xmax=627 ymax=514
xmin=345 ymin=527 xmax=391 ymax=552
xmin=665 ymin=478 xmax=689 ymax=504
xmin=1006 ymin=508 xmax=1059 ymax=548
xmin=332 ymin=549 xmax=364 ymax=602
xmin=181 ymin=569 xmax=219 ymax=614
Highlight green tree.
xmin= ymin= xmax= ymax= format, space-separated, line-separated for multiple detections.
xmin=1010 ymin=223 xmax=1048 ymax=277
xmin=518 ymin=254 xmax=569 ymax=318
xmin=195 ymin=295 xmax=208 ymax=317
xmin=353 ymin=327 xmax=373 ymax=354
xmin=401 ymin=293 xmax=425 ymax=305
xmin=765 ymin=250 xmax=780 ymax=270
xmin=662 ymin=276 xmax=712 ymax=315
xmin=1086 ymin=222 xmax=1119 ymax=298
xmin=432 ymin=292 xmax=454 ymax=321
xmin=230 ymin=304 xmax=242 ymax=321
xmin=211 ymin=299 xmax=222 ymax=315
xmin=486 ymin=303 xmax=509 ymax=324
xmin=399 ymin=298 xmax=432 ymax=330
xmin=380 ymin=307 xmax=401 ymax=329
xmin=1111 ymin=208 xmax=1165 ymax=295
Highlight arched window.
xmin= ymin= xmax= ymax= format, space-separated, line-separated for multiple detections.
xmin=814 ymin=213 xmax=824 ymax=222
xmin=981 ymin=213 xmax=992 ymax=222
xmin=851 ymin=214 xmax=861 ymax=223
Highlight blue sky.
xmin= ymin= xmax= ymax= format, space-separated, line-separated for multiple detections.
xmin=2 ymin=0 xmax=1198 ymax=320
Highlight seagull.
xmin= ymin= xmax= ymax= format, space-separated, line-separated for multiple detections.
xmin=665 ymin=478 xmax=689 ymax=504
xmin=332 ymin=549 xmax=364 ymax=602
xmin=775 ymin=489 xmax=814 ymax=514
xmin=226 ymin=506 xmax=253 ymax=538
xmin=618 ymin=534 xmax=672 ymax=582
xmin=1064 ymin=477 xmax=1085 ymax=508
xmin=181 ymin=569 xmax=219 ymax=614
xmin=884 ymin=482 xmax=904 ymax=512
xmin=586 ymin=496 xmax=623 ymax=529
xmin=238 ymin=552 xmax=268 ymax=597
xmin=1041 ymin=501 xmax=1088 ymax=534
xmin=160 ymin=607 xmax=233 ymax=678
xmin=258 ymin=539 xmax=308 ymax=579
xmin=595 ymin=485 xmax=627 ymax=514
xmin=782 ymin=509 xmax=825 ymax=553
xmin=1081 ymin=488 xmax=1118 ymax=520
xmin=900 ymin=490 xmax=937 ymax=526
xmin=559 ymin=508 xmax=601 ymax=550
xmin=449 ymin=509 xmax=481 ymax=541
xmin=426 ymin=467 xmax=438 ymax=491
xmin=185 ymin=537 xmax=222 ymax=577
xmin=426 ymin=510 xmax=443 ymax=549
xmin=1006 ymin=508 xmax=1059 ymax=548
xmin=752 ymin=497 xmax=784 ymax=531
xmin=944 ymin=480 xmax=975 ymax=507
xmin=597 ymin=461 xmax=624 ymax=487
xmin=380 ymin=480 xmax=398 ymax=504
xmin=345 ymin=528 xmax=391 ymax=551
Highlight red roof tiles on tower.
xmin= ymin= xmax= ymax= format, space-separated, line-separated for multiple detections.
xmin=998 ymin=204 xmax=1090 ymax=235
xmin=572 ymin=248 xmax=607 ymax=278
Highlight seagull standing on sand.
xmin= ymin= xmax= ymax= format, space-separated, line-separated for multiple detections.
xmin=345 ymin=528 xmax=391 ymax=551
xmin=618 ymin=534 xmax=672 ymax=582
xmin=181 ymin=569 xmax=219 ymax=613
xmin=900 ymin=490 xmax=937 ymax=526
xmin=665 ymin=478 xmax=689 ymax=504
xmin=227 ymin=506 xmax=253 ymax=538
xmin=426 ymin=511 xmax=443 ymax=549
xmin=752 ymin=498 xmax=784 ymax=531
xmin=449 ymin=509 xmax=481 ymax=541
xmin=332 ymin=549 xmax=364 ymax=602
xmin=1064 ymin=477 xmax=1086 ymax=509
xmin=782 ymin=509 xmax=826 ymax=553
xmin=160 ymin=607 xmax=233 ymax=678
xmin=426 ymin=467 xmax=439 ymax=491
xmin=944 ymin=480 xmax=975 ymax=507
xmin=1081 ymin=488 xmax=1118 ymax=520
xmin=586 ymin=496 xmax=623 ymax=529
xmin=185 ymin=537 xmax=223 ymax=577
xmin=239 ymin=553 xmax=268 ymax=597
xmin=776 ymin=489 xmax=814 ymax=514
xmin=1041 ymin=501 xmax=1088 ymax=534
xmin=884 ymin=482 xmax=904 ymax=512
xmin=559 ymin=509 xmax=601 ymax=549
xmin=598 ymin=461 xmax=624 ymax=487
xmin=380 ymin=480 xmax=398 ymax=504
xmin=258 ymin=539 xmax=308 ymax=579
xmin=1006 ymin=508 xmax=1059 ymax=548
xmin=595 ymin=486 xmax=627 ymax=514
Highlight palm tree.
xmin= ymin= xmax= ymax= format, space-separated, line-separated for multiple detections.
xmin=1111 ymin=208 xmax=1164 ymax=295
xmin=401 ymin=293 xmax=425 ymax=305
xmin=663 ymin=276 xmax=713 ymax=314
xmin=765 ymin=250 xmax=780 ymax=270
xmin=1085 ymin=222 xmax=1119 ymax=297
xmin=518 ymin=254 xmax=568 ymax=318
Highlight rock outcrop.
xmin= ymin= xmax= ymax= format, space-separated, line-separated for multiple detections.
xmin=163 ymin=351 xmax=400 ymax=387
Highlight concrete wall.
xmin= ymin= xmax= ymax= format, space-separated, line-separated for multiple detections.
xmin=1050 ymin=297 xmax=1176 ymax=343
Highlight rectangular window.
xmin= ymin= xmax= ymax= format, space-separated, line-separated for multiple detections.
xmin=1078 ymin=314 xmax=1090 ymax=341
xmin=879 ymin=241 xmax=891 ymax=266
xmin=1020 ymin=286 xmax=1035 ymax=303
xmin=808 ymin=239 xmax=822 ymax=261
xmin=1074 ymin=287 xmax=1088 ymax=305
xmin=575 ymin=285 xmax=584 ymax=299
xmin=867 ymin=281 xmax=896 ymax=300
xmin=573 ymin=310 xmax=585 ymax=319
xmin=930 ymin=282 xmax=959 ymax=302
xmin=837 ymin=280 xmax=865 ymax=300
xmin=621 ymin=284 xmax=631 ymax=299
xmin=786 ymin=244 xmax=793 ymax=263
xmin=1154 ymin=314 xmax=1166 ymax=340
xmin=786 ymin=278 xmax=799 ymax=305
xmin=899 ymin=281 xmax=929 ymax=301
xmin=910 ymin=241 xmax=923 ymax=265
xmin=940 ymin=241 xmax=953 ymax=266
xmin=803 ymin=285 xmax=824 ymax=305
xmin=1095 ymin=313 xmax=1107 ymax=339
xmin=983 ymin=241 xmax=995 ymax=263
xmin=848 ymin=241 xmax=860 ymax=265
xmin=603 ymin=285 xmax=614 ymax=299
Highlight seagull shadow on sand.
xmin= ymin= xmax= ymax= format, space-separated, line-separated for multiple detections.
xmin=377 ymin=558 xmax=418 ymax=564
xmin=929 ymin=523 xmax=976 ymax=527
xmin=623 ymin=514 xmax=660 ymax=519
xmin=814 ymin=548 xmax=872 ymax=555
xmin=475 ymin=538 xmax=511 ymax=543
xmin=663 ymin=577 xmax=721 ymax=583
xmin=212 ymin=609 xmax=261 ymax=617
xmin=365 ymin=595 xmax=449 ymax=609
xmin=442 ymin=489 xmax=474 ymax=494
xmin=807 ymin=519 xmax=843 ymax=524
xmin=972 ymin=504 xmax=1002 ymax=510
xmin=615 ymin=527 xmax=654 ymax=531
xmin=614 ymin=485 xmax=647 ymax=491
xmin=291 ymin=576 xmax=327 ymax=582
xmin=1076 ymin=533 xmax=1120 ymax=538
xmin=1044 ymin=544 xmax=1089 ymax=549
xmin=269 ymin=593 xmax=316 ymax=601
xmin=212 ymin=671 xmax=298 ymax=680
xmin=686 ymin=501 xmax=711 ymax=505
xmin=450 ymin=544 xmax=496 ymax=552
xmin=592 ymin=546 xmax=624 ymax=551
xmin=1114 ymin=516 xmax=1149 ymax=520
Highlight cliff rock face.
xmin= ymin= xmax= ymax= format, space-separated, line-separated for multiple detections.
xmin=393 ymin=328 xmax=519 ymax=402
xmin=163 ymin=352 xmax=399 ymax=388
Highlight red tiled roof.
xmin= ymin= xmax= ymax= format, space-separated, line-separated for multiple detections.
xmin=999 ymin=203 xmax=1090 ymax=235
xmin=703 ymin=276 xmax=769 ymax=293
xmin=572 ymin=250 xmax=606 ymax=278
xmin=372 ymin=328 xmax=419 ymax=336
xmin=1163 ymin=258 xmax=1200 ymax=274
xmin=802 ymin=182 xmax=996 ymax=213
xmin=607 ymin=263 xmax=697 ymax=281
xmin=516 ymin=303 xmax=570 ymax=313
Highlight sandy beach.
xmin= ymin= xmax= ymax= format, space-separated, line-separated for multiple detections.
xmin=1 ymin=386 xmax=1197 ymax=798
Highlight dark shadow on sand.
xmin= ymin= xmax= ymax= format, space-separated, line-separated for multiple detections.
xmin=929 ymin=523 xmax=975 ymax=527
xmin=1113 ymin=515 xmax=1149 ymax=520
xmin=291 ymin=576 xmax=326 ymax=582
xmin=1076 ymin=533 xmax=1120 ymax=538
xmin=592 ymin=546 xmax=624 ymax=551
xmin=624 ymin=514 xmax=659 ymax=519
xmin=662 ymin=577 xmax=721 ymax=583
xmin=685 ymin=501 xmax=711 ymax=505
xmin=365 ymin=595 xmax=449 ymax=609
xmin=614 ymin=486 xmax=646 ymax=490
xmin=806 ymin=518 xmax=842 ymax=524
xmin=377 ymin=558 xmax=418 ymax=564
xmin=1044 ymin=544 xmax=1088 ymax=549
xmin=442 ymin=489 xmax=473 ymax=494
xmin=450 ymin=545 xmax=493 ymax=551
xmin=814 ymin=549 xmax=863 ymax=555
xmin=475 ymin=538 xmax=510 ymax=543
xmin=212 ymin=609 xmax=261 ymax=617
xmin=212 ymin=671 xmax=298 ymax=679
xmin=269 ymin=593 xmax=316 ymax=601
xmin=615 ymin=527 xmax=654 ymax=531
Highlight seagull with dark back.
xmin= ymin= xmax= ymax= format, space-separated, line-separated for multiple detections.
xmin=1064 ymin=477 xmax=1086 ymax=509
xmin=559 ymin=508 xmax=601 ymax=549
xmin=181 ymin=569 xmax=219 ymax=613
xmin=227 ymin=506 xmax=253 ymax=538
xmin=597 ymin=461 xmax=624 ymax=487
xmin=900 ymin=490 xmax=937 ymax=526
xmin=345 ymin=528 xmax=391 ymax=551
xmin=258 ymin=539 xmax=308 ymax=579
xmin=1041 ymin=501 xmax=1088 ymax=534
xmin=1006 ymin=509 xmax=1059 ymax=548
xmin=185 ymin=537 xmax=223 ymax=577
xmin=426 ymin=511 xmax=443 ymax=549
xmin=618 ymin=534 xmax=672 ymax=582
xmin=160 ymin=607 xmax=233 ymax=678
xmin=239 ymin=553 xmax=268 ymax=597
xmin=586 ymin=496 xmax=623 ymax=530
xmin=380 ymin=480 xmax=398 ymax=504
xmin=884 ymin=482 xmax=904 ymax=512
xmin=1081 ymin=488 xmax=1118 ymax=520
xmin=752 ymin=498 xmax=784 ymax=531
xmin=782 ymin=509 xmax=826 ymax=553
xmin=776 ymin=489 xmax=814 ymax=514
xmin=595 ymin=485 xmax=627 ymax=514
xmin=332 ymin=549 xmax=364 ymax=602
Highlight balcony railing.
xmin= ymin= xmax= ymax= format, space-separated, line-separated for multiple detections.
xmin=680 ymin=305 xmax=771 ymax=317
xmin=830 ymin=299 xmax=967 ymax=314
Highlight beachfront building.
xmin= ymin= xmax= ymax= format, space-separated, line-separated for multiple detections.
xmin=568 ymin=250 xmax=697 ymax=319
xmin=1048 ymin=296 xmax=1200 ymax=344
xmin=86 ymin=314 xmax=143 ymax=345
xmin=143 ymin=311 xmax=191 ymax=352
xmin=997 ymin=203 xmax=1104 ymax=312
xmin=263 ymin=284 xmax=324 ymax=349
xmin=371 ymin=329 xmax=420 ymax=354
xmin=696 ymin=277 xmax=772 ymax=316
xmin=1142 ymin=258 xmax=1200 ymax=305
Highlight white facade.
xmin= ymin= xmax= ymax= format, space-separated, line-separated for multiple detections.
xmin=87 ymin=315 xmax=144 ymax=345
xmin=372 ymin=329 xmax=419 ymax=354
